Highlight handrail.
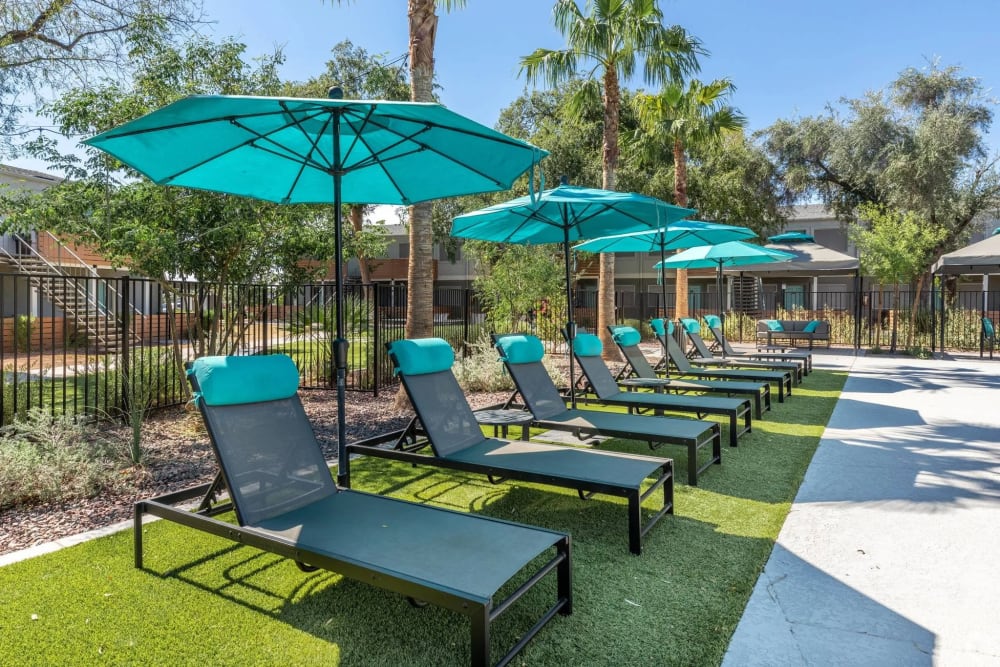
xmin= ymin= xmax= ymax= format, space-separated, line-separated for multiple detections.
xmin=41 ymin=231 xmax=143 ymax=317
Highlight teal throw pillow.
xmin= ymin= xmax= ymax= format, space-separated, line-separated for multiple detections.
xmin=764 ymin=319 xmax=784 ymax=332
xmin=803 ymin=320 xmax=821 ymax=334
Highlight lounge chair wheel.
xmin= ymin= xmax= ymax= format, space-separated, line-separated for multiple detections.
xmin=295 ymin=560 xmax=319 ymax=573
xmin=406 ymin=596 xmax=429 ymax=608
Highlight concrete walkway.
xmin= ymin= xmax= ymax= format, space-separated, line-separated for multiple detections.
xmin=723 ymin=351 xmax=1000 ymax=666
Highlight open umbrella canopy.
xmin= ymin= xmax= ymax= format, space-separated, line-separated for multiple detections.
xmin=726 ymin=232 xmax=860 ymax=276
xmin=85 ymin=94 xmax=546 ymax=488
xmin=572 ymin=220 xmax=755 ymax=254
xmin=655 ymin=240 xmax=795 ymax=270
xmin=451 ymin=183 xmax=695 ymax=244
xmin=84 ymin=94 xmax=546 ymax=204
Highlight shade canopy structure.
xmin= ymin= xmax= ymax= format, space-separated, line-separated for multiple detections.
xmin=573 ymin=220 xmax=756 ymax=318
xmin=728 ymin=232 xmax=860 ymax=276
xmin=452 ymin=182 xmax=695 ymax=406
xmin=656 ymin=241 xmax=795 ymax=329
xmin=931 ymin=232 xmax=1000 ymax=275
xmin=86 ymin=93 xmax=546 ymax=486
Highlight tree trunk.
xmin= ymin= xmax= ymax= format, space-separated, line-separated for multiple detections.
xmin=395 ymin=0 xmax=438 ymax=410
xmin=350 ymin=204 xmax=371 ymax=285
xmin=673 ymin=137 xmax=690 ymax=321
xmin=597 ymin=68 xmax=621 ymax=359
xmin=909 ymin=272 xmax=927 ymax=350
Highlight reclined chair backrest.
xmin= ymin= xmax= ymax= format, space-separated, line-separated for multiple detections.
xmin=683 ymin=324 xmax=717 ymax=358
xmin=387 ymin=338 xmax=488 ymax=457
xmin=493 ymin=334 xmax=568 ymax=420
xmin=609 ymin=326 xmax=659 ymax=379
xmin=704 ymin=314 xmax=737 ymax=355
xmin=570 ymin=333 xmax=624 ymax=400
xmin=188 ymin=354 xmax=337 ymax=527
xmin=658 ymin=331 xmax=696 ymax=373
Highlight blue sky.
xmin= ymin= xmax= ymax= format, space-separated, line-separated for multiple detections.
xmin=10 ymin=0 xmax=1000 ymax=174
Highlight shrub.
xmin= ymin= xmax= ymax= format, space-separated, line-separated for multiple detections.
xmin=0 ymin=410 xmax=122 ymax=510
xmin=2 ymin=376 xmax=31 ymax=425
xmin=452 ymin=332 xmax=565 ymax=393
xmin=14 ymin=315 xmax=35 ymax=352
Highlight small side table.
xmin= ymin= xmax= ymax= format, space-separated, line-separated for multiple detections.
xmin=474 ymin=408 xmax=533 ymax=440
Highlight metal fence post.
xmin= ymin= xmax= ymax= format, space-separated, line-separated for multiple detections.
xmin=463 ymin=288 xmax=471 ymax=358
xmin=120 ymin=275 xmax=131 ymax=420
xmin=372 ymin=284 xmax=380 ymax=397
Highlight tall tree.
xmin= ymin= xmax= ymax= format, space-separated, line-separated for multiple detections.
xmin=633 ymin=77 xmax=745 ymax=318
xmin=764 ymin=62 xmax=1000 ymax=332
xmin=521 ymin=0 xmax=701 ymax=355
xmin=0 ymin=0 xmax=203 ymax=154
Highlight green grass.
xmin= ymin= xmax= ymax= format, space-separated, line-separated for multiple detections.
xmin=0 ymin=370 xmax=846 ymax=666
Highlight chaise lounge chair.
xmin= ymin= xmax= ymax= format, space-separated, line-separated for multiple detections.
xmin=607 ymin=325 xmax=771 ymax=419
xmin=134 ymin=354 xmax=572 ymax=667
xmin=566 ymin=332 xmax=752 ymax=449
xmin=491 ymin=333 xmax=722 ymax=486
xmin=679 ymin=318 xmax=803 ymax=384
xmin=349 ymin=338 xmax=675 ymax=554
xmin=654 ymin=323 xmax=793 ymax=401
xmin=703 ymin=315 xmax=812 ymax=374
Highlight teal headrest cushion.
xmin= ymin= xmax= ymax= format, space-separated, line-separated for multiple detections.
xmin=649 ymin=318 xmax=665 ymax=336
xmin=495 ymin=334 xmax=544 ymax=364
xmin=984 ymin=318 xmax=995 ymax=338
xmin=389 ymin=338 xmax=455 ymax=375
xmin=610 ymin=326 xmax=641 ymax=347
xmin=803 ymin=319 xmax=821 ymax=333
xmin=191 ymin=355 xmax=299 ymax=406
xmin=573 ymin=333 xmax=603 ymax=357
xmin=764 ymin=319 xmax=784 ymax=331
xmin=704 ymin=314 xmax=722 ymax=329
xmin=680 ymin=318 xmax=701 ymax=334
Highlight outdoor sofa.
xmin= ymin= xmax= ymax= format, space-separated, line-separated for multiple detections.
xmin=134 ymin=354 xmax=572 ymax=667
xmin=756 ymin=318 xmax=831 ymax=349
xmin=703 ymin=315 xmax=812 ymax=374
xmin=679 ymin=318 xmax=804 ymax=383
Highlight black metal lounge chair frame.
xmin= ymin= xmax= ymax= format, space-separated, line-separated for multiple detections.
xmin=608 ymin=330 xmax=771 ymax=419
xmin=133 ymin=358 xmax=573 ymax=667
xmin=566 ymin=334 xmax=752 ymax=449
xmin=489 ymin=335 xmax=722 ymax=486
xmin=347 ymin=340 xmax=675 ymax=554
xmin=657 ymin=331 xmax=793 ymax=402
xmin=682 ymin=325 xmax=803 ymax=384
xmin=704 ymin=321 xmax=812 ymax=374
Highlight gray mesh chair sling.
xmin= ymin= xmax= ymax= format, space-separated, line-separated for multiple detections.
xmin=608 ymin=326 xmax=771 ymax=419
xmin=567 ymin=333 xmax=752 ymax=449
xmin=492 ymin=333 xmax=722 ymax=487
xmin=134 ymin=355 xmax=572 ymax=667
xmin=349 ymin=338 xmax=674 ymax=555
xmin=703 ymin=315 xmax=812 ymax=374
xmin=655 ymin=325 xmax=792 ymax=402
xmin=679 ymin=318 xmax=803 ymax=384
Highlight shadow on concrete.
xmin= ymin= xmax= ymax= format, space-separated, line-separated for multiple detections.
xmin=723 ymin=544 xmax=935 ymax=666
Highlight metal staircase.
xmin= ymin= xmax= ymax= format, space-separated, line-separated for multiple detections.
xmin=0 ymin=232 xmax=141 ymax=352
xmin=732 ymin=274 xmax=763 ymax=318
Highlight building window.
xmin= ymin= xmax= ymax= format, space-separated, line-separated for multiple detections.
xmin=398 ymin=243 xmax=409 ymax=259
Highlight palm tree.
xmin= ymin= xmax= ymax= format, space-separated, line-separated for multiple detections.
xmin=521 ymin=0 xmax=702 ymax=356
xmin=634 ymin=77 xmax=745 ymax=319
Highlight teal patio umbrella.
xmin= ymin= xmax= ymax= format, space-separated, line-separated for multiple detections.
xmin=452 ymin=179 xmax=695 ymax=406
xmin=655 ymin=240 xmax=795 ymax=332
xmin=573 ymin=220 xmax=756 ymax=318
xmin=85 ymin=92 xmax=546 ymax=486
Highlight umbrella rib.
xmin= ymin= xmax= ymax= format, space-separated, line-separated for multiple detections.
xmin=276 ymin=103 xmax=337 ymax=202
xmin=366 ymin=110 xmax=545 ymax=152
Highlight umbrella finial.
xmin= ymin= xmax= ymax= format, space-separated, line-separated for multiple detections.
xmin=328 ymin=86 xmax=344 ymax=100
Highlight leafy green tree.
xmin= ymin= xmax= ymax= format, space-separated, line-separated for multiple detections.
xmin=0 ymin=37 xmax=335 ymax=384
xmin=464 ymin=240 xmax=567 ymax=338
xmin=521 ymin=0 xmax=702 ymax=357
xmin=632 ymin=77 xmax=745 ymax=318
xmin=1 ymin=0 xmax=202 ymax=154
xmin=850 ymin=203 xmax=945 ymax=351
xmin=764 ymin=61 xmax=1000 ymax=263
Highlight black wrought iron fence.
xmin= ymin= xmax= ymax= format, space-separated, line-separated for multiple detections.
xmin=3 ymin=274 xmax=998 ymax=426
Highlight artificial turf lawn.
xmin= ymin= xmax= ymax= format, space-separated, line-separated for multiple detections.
xmin=0 ymin=370 xmax=846 ymax=666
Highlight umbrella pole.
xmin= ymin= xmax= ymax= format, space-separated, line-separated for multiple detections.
xmin=564 ymin=222 xmax=577 ymax=409
xmin=332 ymin=114 xmax=350 ymax=488
xmin=659 ymin=238 xmax=670 ymax=378
xmin=717 ymin=262 xmax=726 ymax=357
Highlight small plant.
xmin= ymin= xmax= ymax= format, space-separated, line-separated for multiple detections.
xmin=2 ymin=375 xmax=31 ymax=425
xmin=115 ymin=348 xmax=180 ymax=464
xmin=452 ymin=332 xmax=564 ymax=393
xmin=0 ymin=409 xmax=122 ymax=510
xmin=14 ymin=315 xmax=35 ymax=352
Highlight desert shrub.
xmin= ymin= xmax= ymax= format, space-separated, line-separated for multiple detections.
xmin=0 ymin=410 xmax=122 ymax=510
xmin=14 ymin=315 xmax=35 ymax=352
xmin=2 ymin=377 xmax=31 ymax=425
xmin=452 ymin=332 xmax=565 ymax=393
